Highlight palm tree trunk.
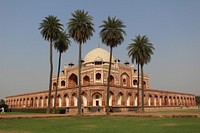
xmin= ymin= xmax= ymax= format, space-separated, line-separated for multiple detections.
xmin=53 ymin=52 xmax=62 ymax=114
xmin=47 ymin=38 xmax=53 ymax=114
xmin=106 ymin=46 xmax=113 ymax=115
xmin=141 ymin=64 xmax=144 ymax=112
xmin=77 ymin=43 xmax=82 ymax=115
xmin=137 ymin=62 xmax=140 ymax=112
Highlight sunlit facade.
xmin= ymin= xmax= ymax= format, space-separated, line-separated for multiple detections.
xmin=5 ymin=45 xmax=196 ymax=112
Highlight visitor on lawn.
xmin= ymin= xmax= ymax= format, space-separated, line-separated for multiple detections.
xmin=0 ymin=107 xmax=5 ymax=114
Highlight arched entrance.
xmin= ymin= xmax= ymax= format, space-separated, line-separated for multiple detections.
xmin=92 ymin=93 xmax=102 ymax=106
xmin=126 ymin=93 xmax=131 ymax=106
xmin=57 ymin=95 xmax=62 ymax=107
xmin=72 ymin=93 xmax=77 ymax=106
xmin=64 ymin=94 xmax=69 ymax=107
xmin=40 ymin=97 xmax=43 ymax=107
xmin=134 ymin=94 xmax=138 ymax=106
xmin=109 ymin=92 xmax=114 ymax=106
xmin=148 ymin=95 xmax=152 ymax=106
xmin=82 ymin=92 xmax=87 ymax=106
xmin=117 ymin=92 xmax=123 ymax=106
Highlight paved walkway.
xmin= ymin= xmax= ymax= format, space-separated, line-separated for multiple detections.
xmin=1 ymin=109 xmax=200 ymax=119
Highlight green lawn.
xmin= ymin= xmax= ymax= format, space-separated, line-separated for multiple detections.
xmin=0 ymin=116 xmax=200 ymax=133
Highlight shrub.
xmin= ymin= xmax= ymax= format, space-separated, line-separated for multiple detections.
xmin=196 ymin=96 xmax=200 ymax=105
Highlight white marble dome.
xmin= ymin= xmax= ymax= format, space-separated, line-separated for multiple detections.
xmin=83 ymin=46 xmax=114 ymax=64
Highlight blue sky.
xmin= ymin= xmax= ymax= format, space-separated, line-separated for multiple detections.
xmin=0 ymin=0 xmax=200 ymax=99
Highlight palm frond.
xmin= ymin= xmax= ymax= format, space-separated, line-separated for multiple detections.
xmin=127 ymin=35 xmax=155 ymax=65
xmin=54 ymin=31 xmax=71 ymax=53
xmin=67 ymin=10 xmax=95 ymax=45
xmin=39 ymin=15 xmax=63 ymax=42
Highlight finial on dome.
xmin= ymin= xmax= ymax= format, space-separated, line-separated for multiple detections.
xmin=98 ymin=42 xmax=100 ymax=48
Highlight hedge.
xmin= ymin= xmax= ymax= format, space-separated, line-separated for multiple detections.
xmin=9 ymin=107 xmax=67 ymax=114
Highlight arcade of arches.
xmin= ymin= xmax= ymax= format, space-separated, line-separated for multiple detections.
xmin=6 ymin=88 xmax=196 ymax=109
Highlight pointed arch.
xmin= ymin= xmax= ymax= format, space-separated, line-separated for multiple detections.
xmin=44 ymin=96 xmax=48 ymax=107
xmin=126 ymin=93 xmax=132 ymax=106
xmin=120 ymin=73 xmax=130 ymax=87
xmin=82 ymin=91 xmax=88 ymax=106
xmin=148 ymin=94 xmax=152 ymax=106
xmin=83 ymin=75 xmax=90 ymax=86
xmin=68 ymin=73 xmax=78 ymax=87
xmin=109 ymin=91 xmax=114 ymax=106
xmin=110 ymin=75 xmax=114 ymax=85
xmin=143 ymin=81 xmax=147 ymax=90
xmin=39 ymin=96 xmax=44 ymax=107
xmin=53 ymin=82 xmax=57 ymax=90
xmin=96 ymin=73 xmax=101 ymax=81
xmin=134 ymin=93 xmax=138 ymax=106
xmin=133 ymin=79 xmax=137 ymax=86
xmin=117 ymin=92 xmax=123 ymax=106
xmin=61 ymin=80 xmax=66 ymax=87
xmin=64 ymin=94 xmax=69 ymax=107
xmin=154 ymin=95 xmax=158 ymax=106
xmin=51 ymin=95 xmax=54 ymax=107
xmin=57 ymin=94 xmax=62 ymax=107
xmin=30 ymin=98 xmax=34 ymax=107
xmin=72 ymin=93 xmax=77 ymax=106
xmin=164 ymin=96 xmax=168 ymax=106
xmin=35 ymin=97 xmax=39 ymax=107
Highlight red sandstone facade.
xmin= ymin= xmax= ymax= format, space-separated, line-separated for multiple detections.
xmin=5 ymin=46 xmax=196 ymax=111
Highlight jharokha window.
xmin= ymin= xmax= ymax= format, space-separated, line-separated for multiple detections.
xmin=123 ymin=78 xmax=126 ymax=85
xmin=53 ymin=82 xmax=57 ymax=90
xmin=96 ymin=73 xmax=101 ymax=80
xmin=133 ymin=80 xmax=137 ymax=85
xmin=61 ymin=81 xmax=65 ymax=86
xmin=96 ymin=95 xmax=99 ymax=99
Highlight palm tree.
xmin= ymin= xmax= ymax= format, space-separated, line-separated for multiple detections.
xmin=127 ymin=35 xmax=154 ymax=112
xmin=127 ymin=40 xmax=141 ymax=112
xmin=39 ymin=15 xmax=63 ymax=113
xmin=67 ymin=10 xmax=94 ymax=115
xmin=99 ymin=16 xmax=126 ymax=115
xmin=53 ymin=31 xmax=71 ymax=114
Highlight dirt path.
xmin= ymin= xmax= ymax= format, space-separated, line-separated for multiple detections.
xmin=1 ymin=109 xmax=200 ymax=119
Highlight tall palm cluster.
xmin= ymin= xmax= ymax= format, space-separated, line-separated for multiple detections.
xmin=39 ymin=16 xmax=71 ymax=114
xmin=127 ymin=35 xmax=155 ymax=112
xmin=39 ymin=10 xmax=154 ymax=115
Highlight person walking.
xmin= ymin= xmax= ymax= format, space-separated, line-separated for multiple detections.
xmin=98 ymin=105 xmax=100 ymax=113
xmin=0 ymin=107 xmax=5 ymax=114
xmin=81 ymin=104 xmax=84 ymax=113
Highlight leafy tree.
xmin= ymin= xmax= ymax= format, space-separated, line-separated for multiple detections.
xmin=0 ymin=99 xmax=8 ymax=112
xmin=53 ymin=31 xmax=71 ymax=114
xmin=39 ymin=15 xmax=63 ymax=113
xmin=0 ymin=99 xmax=5 ymax=105
xmin=67 ymin=10 xmax=94 ymax=115
xmin=128 ymin=35 xmax=154 ymax=112
xmin=99 ymin=16 xmax=126 ymax=115
xmin=196 ymin=96 xmax=200 ymax=105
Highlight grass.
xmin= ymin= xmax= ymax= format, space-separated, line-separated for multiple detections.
xmin=0 ymin=116 xmax=200 ymax=133
xmin=146 ymin=108 xmax=200 ymax=114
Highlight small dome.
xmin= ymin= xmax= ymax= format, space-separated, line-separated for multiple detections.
xmin=84 ymin=47 xmax=114 ymax=64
